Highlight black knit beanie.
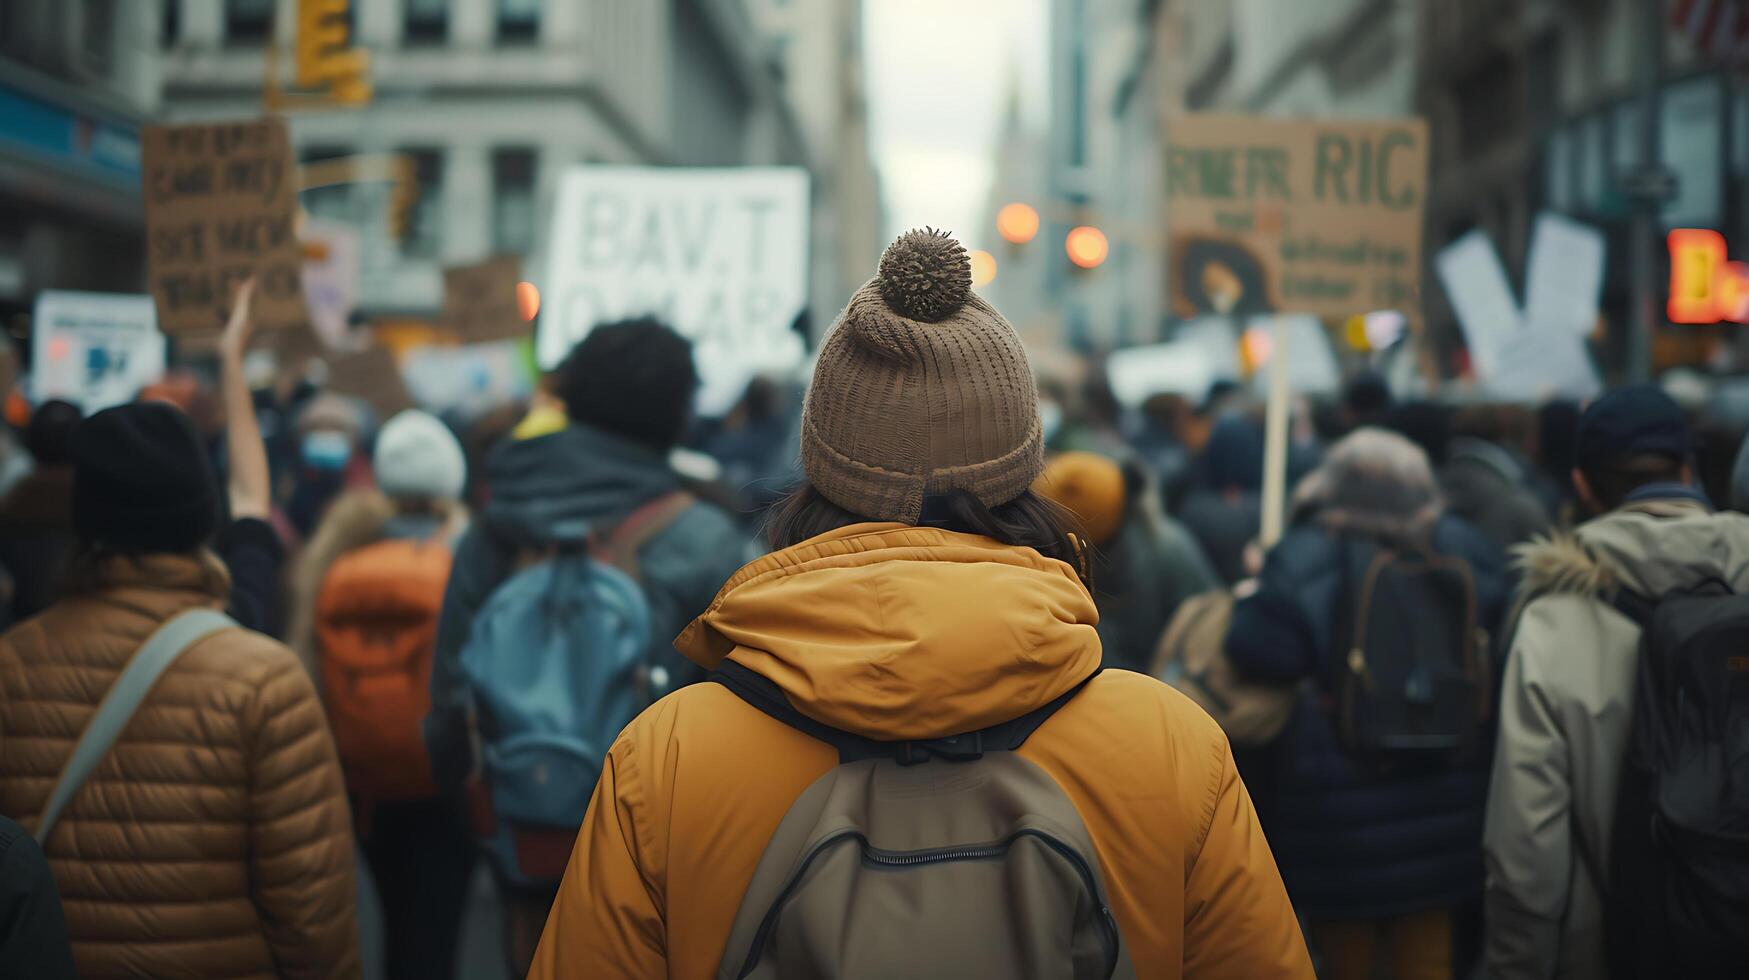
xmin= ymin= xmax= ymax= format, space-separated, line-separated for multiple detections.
xmin=553 ymin=318 xmax=698 ymax=450
xmin=72 ymin=403 xmax=221 ymax=554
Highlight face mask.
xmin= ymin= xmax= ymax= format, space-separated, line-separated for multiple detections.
xmin=301 ymin=430 xmax=352 ymax=472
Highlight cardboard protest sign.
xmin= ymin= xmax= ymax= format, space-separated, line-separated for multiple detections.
xmin=1165 ymin=115 xmax=1428 ymax=321
xmin=443 ymin=256 xmax=528 ymax=343
xmin=1435 ymin=230 xmax=1521 ymax=379
xmin=301 ymin=218 xmax=362 ymax=349
xmin=1525 ymin=213 xmax=1606 ymax=336
xmin=323 ymin=346 xmax=413 ymax=419
xmin=542 ymin=166 xmax=809 ymax=414
xmin=141 ymin=118 xmax=307 ymax=334
xmin=31 ymin=291 xmax=167 ymax=412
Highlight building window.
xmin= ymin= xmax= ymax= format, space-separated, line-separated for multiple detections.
xmin=225 ymin=0 xmax=273 ymax=45
xmin=498 ymin=0 xmax=540 ymax=43
xmin=162 ymin=0 xmax=180 ymax=46
xmin=492 ymin=148 xmax=537 ymax=254
xmin=405 ymin=0 xmax=450 ymax=44
xmin=401 ymin=148 xmax=444 ymax=259
xmin=300 ymin=145 xmax=354 ymax=224
xmin=81 ymin=0 xmax=115 ymax=77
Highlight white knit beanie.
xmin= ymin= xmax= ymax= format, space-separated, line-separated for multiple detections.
xmin=373 ymin=410 xmax=466 ymax=502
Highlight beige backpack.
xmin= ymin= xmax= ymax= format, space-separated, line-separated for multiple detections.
xmin=711 ymin=661 xmax=1137 ymax=979
xmin=1150 ymin=591 xmax=1297 ymax=747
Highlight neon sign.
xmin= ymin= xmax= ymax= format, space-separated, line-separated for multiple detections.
xmin=1668 ymin=228 xmax=1749 ymax=324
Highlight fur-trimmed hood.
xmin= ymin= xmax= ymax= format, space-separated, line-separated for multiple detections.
xmin=1512 ymin=498 xmax=1749 ymax=603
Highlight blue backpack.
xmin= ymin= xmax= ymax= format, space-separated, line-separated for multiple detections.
xmin=459 ymin=492 xmax=693 ymax=887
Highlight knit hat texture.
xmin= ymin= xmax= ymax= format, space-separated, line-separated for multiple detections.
xmin=374 ymin=410 xmax=466 ymax=502
xmin=72 ymin=402 xmax=221 ymax=554
xmin=802 ymin=228 xmax=1043 ymax=522
xmin=1034 ymin=451 xmax=1127 ymax=546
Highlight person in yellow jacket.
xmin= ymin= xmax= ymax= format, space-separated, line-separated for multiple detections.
xmin=529 ymin=230 xmax=1313 ymax=979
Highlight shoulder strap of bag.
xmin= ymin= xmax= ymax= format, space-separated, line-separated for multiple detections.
xmin=710 ymin=659 xmax=1098 ymax=765
xmin=32 ymin=608 xmax=238 ymax=845
xmin=597 ymin=491 xmax=696 ymax=580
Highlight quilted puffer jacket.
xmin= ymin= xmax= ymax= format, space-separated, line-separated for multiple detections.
xmin=0 ymin=552 xmax=361 ymax=979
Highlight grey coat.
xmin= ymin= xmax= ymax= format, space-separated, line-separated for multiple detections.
xmin=1484 ymin=498 xmax=1749 ymax=979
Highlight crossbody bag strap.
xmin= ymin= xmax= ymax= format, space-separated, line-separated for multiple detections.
xmin=710 ymin=659 xmax=1099 ymax=765
xmin=32 ymin=608 xmax=238 ymax=845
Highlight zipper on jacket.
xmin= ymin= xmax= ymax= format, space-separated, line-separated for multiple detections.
xmin=736 ymin=827 xmax=1120 ymax=979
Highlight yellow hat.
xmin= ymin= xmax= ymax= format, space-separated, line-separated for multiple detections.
xmin=1033 ymin=451 xmax=1127 ymax=546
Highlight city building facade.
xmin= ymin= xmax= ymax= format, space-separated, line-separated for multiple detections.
xmin=157 ymin=0 xmax=812 ymax=317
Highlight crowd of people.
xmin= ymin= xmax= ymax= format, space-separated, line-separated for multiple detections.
xmin=0 ymin=228 xmax=1744 ymax=979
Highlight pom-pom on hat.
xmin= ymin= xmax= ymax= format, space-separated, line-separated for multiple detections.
xmin=801 ymin=228 xmax=1044 ymax=523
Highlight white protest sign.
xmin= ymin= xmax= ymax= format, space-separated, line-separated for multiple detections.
xmin=1247 ymin=314 xmax=1340 ymax=396
xmin=30 ymin=291 xmax=167 ymax=412
xmin=1106 ymin=342 xmax=1219 ymax=408
xmin=542 ymin=167 xmax=809 ymax=415
xmin=401 ymin=341 xmax=535 ymax=419
xmin=1525 ymin=213 xmax=1606 ymax=336
xmin=1435 ymin=230 xmax=1521 ymax=378
xmin=1485 ymin=327 xmax=1601 ymax=402
xmin=301 ymin=218 xmax=362 ymax=350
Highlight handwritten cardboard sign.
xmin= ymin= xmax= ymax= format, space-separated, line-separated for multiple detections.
xmin=141 ymin=118 xmax=307 ymax=334
xmin=443 ymin=256 xmax=528 ymax=343
xmin=324 ymin=346 xmax=413 ymax=420
xmin=1165 ymin=115 xmax=1428 ymax=322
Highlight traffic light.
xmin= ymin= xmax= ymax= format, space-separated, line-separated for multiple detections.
xmin=295 ymin=0 xmax=371 ymax=104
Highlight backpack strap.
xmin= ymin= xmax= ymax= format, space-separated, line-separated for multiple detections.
xmin=596 ymin=491 xmax=696 ymax=580
xmin=33 ymin=608 xmax=238 ymax=845
xmin=1611 ymin=588 xmax=1658 ymax=629
xmin=710 ymin=659 xmax=1099 ymax=765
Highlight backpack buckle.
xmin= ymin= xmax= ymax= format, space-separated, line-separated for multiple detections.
xmin=898 ymin=731 xmax=984 ymax=765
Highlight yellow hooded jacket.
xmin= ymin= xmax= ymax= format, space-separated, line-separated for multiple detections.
xmin=529 ymin=523 xmax=1313 ymax=978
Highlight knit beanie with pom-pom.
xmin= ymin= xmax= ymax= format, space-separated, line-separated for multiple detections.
xmin=801 ymin=228 xmax=1043 ymax=522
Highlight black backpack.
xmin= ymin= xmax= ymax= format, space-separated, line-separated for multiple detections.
xmin=1605 ymin=585 xmax=1749 ymax=979
xmin=1332 ymin=534 xmax=1489 ymax=756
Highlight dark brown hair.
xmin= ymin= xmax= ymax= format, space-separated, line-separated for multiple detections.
xmin=1580 ymin=453 xmax=1687 ymax=512
xmin=764 ymin=485 xmax=1092 ymax=590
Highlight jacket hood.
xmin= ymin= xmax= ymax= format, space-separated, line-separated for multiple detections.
xmin=483 ymin=423 xmax=681 ymax=546
xmin=1514 ymin=498 xmax=1749 ymax=599
xmin=675 ymin=523 xmax=1101 ymax=741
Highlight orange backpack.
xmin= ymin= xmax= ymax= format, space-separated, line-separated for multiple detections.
xmin=315 ymin=537 xmax=453 ymax=800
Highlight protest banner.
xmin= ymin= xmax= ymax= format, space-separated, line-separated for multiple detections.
xmin=542 ymin=166 xmax=809 ymax=415
xmin=301 ymin=218 xmax=362 ymax=349
xmin=141 ymin=118 xmax=307 ymax=333
xmin=1165 ymin=115 xmax=1428 ymax=322
xmin=443 ymin=256 xmax=528 ymax=343
xmin=324 ymin=346 xmax=413 ymax=419
xmin=31 ymin=291 xmax=167 ymax=412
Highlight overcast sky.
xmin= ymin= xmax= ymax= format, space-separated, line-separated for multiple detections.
xmin=863 ymin=0 xmax=1049 ymax=252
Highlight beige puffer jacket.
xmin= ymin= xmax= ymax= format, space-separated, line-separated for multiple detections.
xmin=1484 ymin=499 xmax=1749 ymax=980
xmin=0 ymin=552 xmax=361 ymax=979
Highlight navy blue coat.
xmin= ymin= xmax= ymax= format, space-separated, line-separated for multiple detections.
xmin=1225 ymin=514 xmax=1508 ymax=919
